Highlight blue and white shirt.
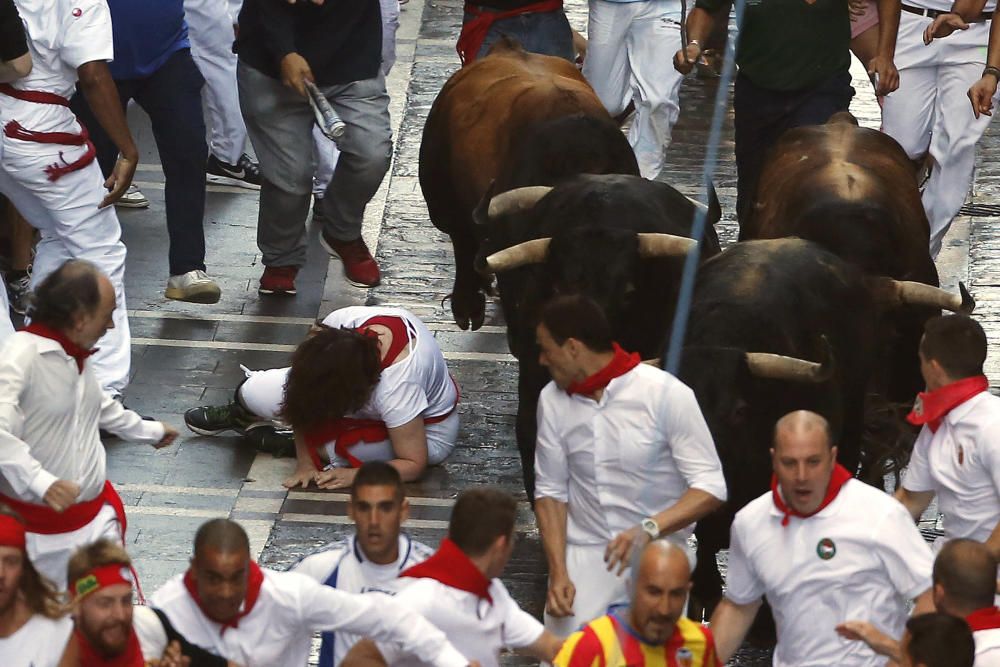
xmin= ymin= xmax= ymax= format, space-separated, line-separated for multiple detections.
xmin=291 ymin=533 xmax=433 ymax=667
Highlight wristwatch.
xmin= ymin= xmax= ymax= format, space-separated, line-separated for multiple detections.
xmin=641 ymin=518 xmax=659 ymax=541
xmin=984 ymin=65 xmax=1000 ymax=81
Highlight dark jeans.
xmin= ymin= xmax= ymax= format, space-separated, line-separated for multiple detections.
xmin=733 ymin=70 xmax=854 ymax=227
xmin=72 ymin=48 xmax=208 ymax=275
xmin=467 ymin=8 xmax=575 ymax=62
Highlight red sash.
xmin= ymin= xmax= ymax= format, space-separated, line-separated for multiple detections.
xmin=302 ymin=316 xmax=459 ymax=468
xmin=0 ymin=480 xmax=126 ymax=536
xmin=183 ymin=561 xmax=265 ymax=634
xmin=23 ymin=322 xmax=98 ymax=373
xmin=565 ymin=343 xmax=641 ymax=397
xmin=76 ymin=627 xmax=144 ymax=667
xmin=907 ymin=375 xmax=989 ymax=433
xmin=771 ymin=464 xmax=852 ymax=527
xmin=456 ymin=0 xmax=563 ymax=65
xmin=401 ymin=537 xmax=493 ymax=603
xmin=967 ymin=606 xmax=1000 ymax=632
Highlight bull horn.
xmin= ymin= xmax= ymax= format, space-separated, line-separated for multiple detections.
xmin=636 ymin=233 xmax=697 ymax=258
xmin=888 ymin=280 xmax=975 ymax=314
xmin=483 ymin=238 xmax=552 ymax=273
xmin=487 ymin=186 xmax=554 ymax=219
xmin=745 ymin=336 xmax=833 ymax=383
xmin=642 ymin=358 xmax=661 ymax=367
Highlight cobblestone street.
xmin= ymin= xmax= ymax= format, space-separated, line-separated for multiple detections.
xmin=93 ymin=1 xmax=1000 ymax=664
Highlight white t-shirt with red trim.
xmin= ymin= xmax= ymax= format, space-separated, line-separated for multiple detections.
xmin=902 ymin=392 xmax=1000 ymax=547
xmin=725 ymin=479 xmax=934 ymax=667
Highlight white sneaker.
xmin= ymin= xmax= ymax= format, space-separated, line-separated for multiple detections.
xmin=165 ymin=270 xmax=221 ymax=304
xmin=115 ymin=184 xmax=150 ymax=209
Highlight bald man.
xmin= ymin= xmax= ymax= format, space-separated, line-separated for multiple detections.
xmin=554 ymin=539 xmax=720 ymax=666
xmin=710 ymin=410 xmax=935 ymax=666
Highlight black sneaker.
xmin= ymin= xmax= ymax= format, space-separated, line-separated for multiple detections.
xmin=244 ymin=424 xmax=296 ymax=457
xmin=206 ymin=153 xmax=262 ymax=190
xmin=184 ymin=402 xmax=267 ymax=435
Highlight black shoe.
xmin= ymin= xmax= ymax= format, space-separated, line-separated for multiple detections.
xmin=244 ymin=424 xmax=296 ymax=457
xmin=184 ymin=402 xmax=267 ymax=435
xmin=206 ymin=153 xmax=262 ymax=189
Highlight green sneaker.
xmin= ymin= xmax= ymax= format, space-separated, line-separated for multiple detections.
xmin=184 ymin=402 xmax=267 ymax=436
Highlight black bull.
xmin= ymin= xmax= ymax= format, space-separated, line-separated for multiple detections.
xmin=476 ymin=174 xmax=722 ymax=497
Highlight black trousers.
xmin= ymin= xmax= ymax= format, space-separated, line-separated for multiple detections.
xmin=733 ymin=70 xmax=855 ymax=227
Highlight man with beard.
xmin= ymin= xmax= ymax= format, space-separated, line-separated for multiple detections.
xmin=63 ymin=538 xmax=234 ymax=666
xmin=292 ymin=461 xmax=434 ymax=667
xmin=0 ymin=505 xmax=71 ymax=667
xmin=151 ymin=519 xmax=471 ymax=667
xmin=553 ymin=539 xmax=720 ymax=666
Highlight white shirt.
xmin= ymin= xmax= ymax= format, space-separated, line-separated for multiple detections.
xmin=292 ymin=533 xmax=433 ymax=665
xmin=0 ymin=612 xmax=73 ymax=667
xmin=321 ymin=306 xmax=458 ymax=428
xmin=3 ymin=0 xmax=113 ymax=134
xmin=725 ymin=479 xmax=934 ymax=667
xmin=902 ymin=392 xmax=1000 ymax=545
xmin=976 ymin=628 xmax=1000 ymax=666
xmin=150 ymin=567 xmax=468 ymax=667
xmin=379 ymin=576 xmax=545 ymax=667
xmin=534 ymin=364 xmax=726 ymax=545
xmin=0 ymin=331 xmax=164 ymax=503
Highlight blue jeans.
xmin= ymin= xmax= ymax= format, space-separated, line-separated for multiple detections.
xmin=465 ymin=7 xmax=575 ymax=62
xmin=72 ymin=48 xmax=208 ymax=276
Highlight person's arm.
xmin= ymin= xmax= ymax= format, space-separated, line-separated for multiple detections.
xmin=284 ymin=432 xmax=319 ymax=489
xmin=75 ymin=60 xmax=137 ymax=207
xmin=870 ymin=0 xmax=901 ymax=95
xmin=835 ymin=621 xmax=903 ymax=665
xmin=969 ymin=9 xmax=1000 ymax=117
xmin=0 ymin=0 xmax=31 ymax=82
xmin=98 ymin=391 xmax=176 ymax=446
xmin=673 ymin=7 xmax=717 ymax=75
xmin=313 ymin=418 xmax=429 ymax=489
xmin=251 ymin=0 xmax=312 ymax=97
xmin=341 ymin=639 xmax=389 ymax=667
xmin=0 ymin=53 xmax=30 ymax=82
xmin=893 ymin=487 xmax=935 ymax=521
xmin=709 ymin=597 xmax=763 ymax=662
xmin=923 ymin=0 xmax=991 ymax=42
xmin=520 ymin=629 xmax=564 ymax=662
xmin=149 ymin=608 xmax=241 ymax=667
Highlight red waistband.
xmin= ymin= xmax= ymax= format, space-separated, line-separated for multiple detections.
xmin=0 ymin=83 xmax=71 ymax=107
xmin=0 ymin=480 xmax=126 ymax=536
xmin=457 ymin=0 xmax=564 ymax=65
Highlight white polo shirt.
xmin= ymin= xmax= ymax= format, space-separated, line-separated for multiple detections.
xmin=0 ymin=613 xmax=72 ymax=666
xmin=976 ymin=629 xmax=1000 ymax=666
xmin=534 ymin=363 xmax=726 ymax=546
xmin=4 ymin=0 xmax=113 ymax=133
xmin=725 ymin=479 xmax=933 ymax=667
xmin=150 ymin=567 xmax=467 ymax=667
xmin=901 ymin=392 xmax=1000 ymax=547
xmin=379 ymin=576 xmax=545 ymax=667
xmin=292 ymin=533 xmax=433 ymax=665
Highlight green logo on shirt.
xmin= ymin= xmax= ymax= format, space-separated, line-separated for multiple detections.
xmin=817 ymin=538 xmax=836 ymax=560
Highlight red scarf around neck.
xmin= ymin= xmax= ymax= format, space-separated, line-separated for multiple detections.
xmin=400 ymin=537 xmax=493 ymax=603
xmin=76 ymin=627 xmax=143 ymax=667
xmin=183 ymin=561 xmax=265 ymax=633
xmin=23 ymin=322 xmax=97 ymax=373
xmin=565 ymin=342 xmax=641 ymax=397
xmin=967 ymin=606 xmax=1000 ymax=632
xmin=907 ymin=375 xmax=989 ymax=433
xmin=771 ymin=463 xmax=853 ymax=527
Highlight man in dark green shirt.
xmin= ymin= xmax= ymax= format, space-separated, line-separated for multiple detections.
xmin=674 ymin=0 xmax=901 ymax=225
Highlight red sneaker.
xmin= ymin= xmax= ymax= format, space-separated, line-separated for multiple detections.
xmin=258 ymin=266 xmax=298 ymax=295
xmin=321 ymin=233 xmax=381 ymax=287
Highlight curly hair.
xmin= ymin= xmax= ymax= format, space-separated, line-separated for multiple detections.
xmin=281 ymin=327 xmax=382 ymax=432
xmin=0 ymin=505 xmax=64 ymax=619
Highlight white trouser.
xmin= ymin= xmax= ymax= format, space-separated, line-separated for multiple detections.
xmin=882 ymin=13 xmax=999 ymax=257
xmin=544 ymin=542 xmax=631 ymax=637
xmin=27 ymin=504 xmax=121 ymax=589
xmin=0 ymin=281 xmax=13 ymax=343
xmin=185 ymin=0 xmax=247 ymax=165
xmin=582 ymin=0 xmax=684 ymax=179
xmin=0 ymin=139 xmax=131 ymax=395
xmin=238 ymin=366 xmax=458 ymax=466
xmin=312 ymin=0 xmax=399 ymax=196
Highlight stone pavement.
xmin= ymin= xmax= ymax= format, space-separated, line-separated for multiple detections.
xmin=89 ymin=1 xmax=1000 ymax=665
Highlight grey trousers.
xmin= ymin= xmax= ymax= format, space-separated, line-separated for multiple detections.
xmin=237 ymin=62 xmax=392 ymax=268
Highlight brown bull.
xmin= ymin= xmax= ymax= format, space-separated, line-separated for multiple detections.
xmin=419 ymin=37 xmax=638 ymax=330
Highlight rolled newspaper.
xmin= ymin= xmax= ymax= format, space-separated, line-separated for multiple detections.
xmin=305 ymin=80 xmax=346 ymax=141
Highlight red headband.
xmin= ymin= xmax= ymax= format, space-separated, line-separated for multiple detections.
xmin=0 ymin=515 xmax=26 ymax=549
xmin=72 ymin=563 xmax=133 ymax=600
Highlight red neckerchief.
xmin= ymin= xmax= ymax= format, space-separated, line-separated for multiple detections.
xmin=23 ymin=322 xmax=97 ymax=373
xmin=771 ymin=464 xmax=853 ymax=527
xmin=183 ymin=561 xmax=265 ymax=633
xmin=907 ymin=375 xmax=989 ymax=433
xmin=967 ymin=606 xmax=1000 ymax=632
xmin=565 ymin=343 xmax=641 ymax=397
xmin=400 ymin=537 xmax=493 ymax=603
xmin=76 ymin=627 xmax=143 ymax=667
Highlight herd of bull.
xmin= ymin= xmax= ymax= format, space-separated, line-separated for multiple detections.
xmin=417 ymin=39 xmax=973 ymax=618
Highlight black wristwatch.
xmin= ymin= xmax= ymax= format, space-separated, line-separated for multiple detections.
xmin=984 ymin=65 xmax=1000 ymax=81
